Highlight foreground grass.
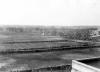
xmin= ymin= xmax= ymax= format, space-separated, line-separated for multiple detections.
xmin=0 ymin=50 xmax=98 ymax=71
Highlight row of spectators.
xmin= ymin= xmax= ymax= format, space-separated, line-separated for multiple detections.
xmin=1 ymin=44 xmax=94 ymax=54
xmin=0 ymin=45 xmax=71 ymax=54
xmin=10 ymin=64 xmax=72 ymax=72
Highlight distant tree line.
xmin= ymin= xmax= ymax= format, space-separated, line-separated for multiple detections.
xmin=63 ymin=29 xmax=92 ymax=40
xmin=0 ymin=26 xmax=97 ymax=41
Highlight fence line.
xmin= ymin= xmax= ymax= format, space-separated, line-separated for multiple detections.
xmin=3 ymin=40 xmax=70 ymax=44
xmin=3 ymin=39 xmax=94 ymax=44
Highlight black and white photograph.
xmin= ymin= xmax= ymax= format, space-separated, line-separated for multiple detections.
xmin=0 ymin=0 xmax=100 ymax=72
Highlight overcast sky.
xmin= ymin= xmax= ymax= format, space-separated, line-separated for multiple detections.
xmin=0 ymin=0 xmax=100 ymax=26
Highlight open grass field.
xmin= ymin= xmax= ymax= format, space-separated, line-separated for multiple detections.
xmin=0 ymin=33 xmax=63 ymax=43
xmin=0 ymin=33 xmax=100 ymax=71
xmin=0 ymin=33 xmax=80 ymax=51
xmin=0 ymin=50 xmax=97 ymax=71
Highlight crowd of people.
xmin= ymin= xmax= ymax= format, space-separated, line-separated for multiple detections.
xmin=0 ymin=45 xmax=71 ymax=54
xmin=10 ymin=64 xmax=72 ymax=72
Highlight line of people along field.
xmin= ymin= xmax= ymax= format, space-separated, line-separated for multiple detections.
xmin=1 ymin=45 xmax=99 ymax=54
xmin=10 ymin=64 xmax=72 ymax=72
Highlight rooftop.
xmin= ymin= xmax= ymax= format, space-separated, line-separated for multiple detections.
xmin=72 ymin=57 xmax=100 ymax=72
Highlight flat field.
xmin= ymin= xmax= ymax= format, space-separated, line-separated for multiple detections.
xmin=0 ymin=33 xmax=79 ymax=50
xmin=0 ymin=50 xmax=96 ymax=71
xmin=0 ymin=33 xmax=63 ymax=42
xmin=0 ymin=33 xmax=99 ymax=71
